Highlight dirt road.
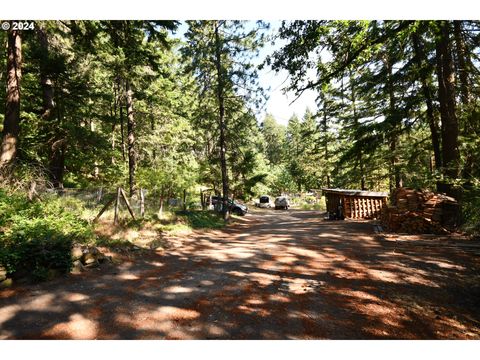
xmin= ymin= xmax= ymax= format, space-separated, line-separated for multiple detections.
xmin=1 ymin=209 xmax=480 ymax=339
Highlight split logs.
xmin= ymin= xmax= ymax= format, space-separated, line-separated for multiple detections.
xmin=381 ymin=188 xmax=458 ymax=234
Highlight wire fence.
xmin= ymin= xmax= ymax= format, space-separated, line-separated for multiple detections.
xmin=46 ymin=187 xmax=194 ymax=220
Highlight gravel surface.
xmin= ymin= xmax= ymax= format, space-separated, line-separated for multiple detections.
xmin=1 ymin=209 xmax=480 ymax=339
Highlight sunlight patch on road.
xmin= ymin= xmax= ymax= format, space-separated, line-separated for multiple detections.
xmin=237 ymin=304 xmax=271 ymax=317
xmin=249 ymin=272 xmax=281 ymax=286
xmin=366 ymin=269 xmax=400 ymax=283
xmin=156 ymin=306 xmax=201 ymax=320
xmin=117 ymin=273 xmax=140 ymax=280
xmin=226 ymin=270 xmax=248 ymax=278
xmin=275 ymin=255 xmax=298 ymax=264
xmin=44 ymin=313 xmax=98 ymax=340
xmin=288 ymin=247 xmax=323 ymax=259
xmin=210 ymin=248 xmax=257 ymax=260
xmin=246 ymin=298 xmax=264 ymax=305
xmin=317 ymin=233 xmax=342 ymax=239
xmin=0 ymin=304 xmax=21 ymax=325
xmin=146 ymin=261 xmax=164 ymax=267
xmin=200 ymin=279 xmax=215 ymax=286
xmin=425 ymin=260 xmax=465 ymax=270
xmin=26 ymin=293 xmax=56 ymax=308
xmin=278 ymin=277 xmax=324 ymax=294
xmin=269 ymin=293 xmax=290 ymax=303
xmin=163 ymin=285 xmax=193 ymax=294
xmin=64 ymin=293 xmax=89 ymax=302
xmin=337 ymin=289 xmax=380 ymax=302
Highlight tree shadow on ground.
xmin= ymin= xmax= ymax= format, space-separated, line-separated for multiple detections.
xmin=1 ymin=210 xmax=480 ymax=339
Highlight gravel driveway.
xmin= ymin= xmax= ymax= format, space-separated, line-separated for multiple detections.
xmin=1 ymin=209 xmax=480 ymax=339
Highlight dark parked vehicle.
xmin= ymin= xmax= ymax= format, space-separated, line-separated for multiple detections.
xmin=274 ymin=196 xmax=290 ymax=210
xmin=207 ymin=196 xmax=248 ymax=215
xmin=228 ymin=199 xmax=248 ymax=216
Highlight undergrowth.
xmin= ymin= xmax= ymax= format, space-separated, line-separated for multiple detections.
xmin=0 ymin=189 xmax=95 ymax=281
xmin=0 ymin=187 xmax=228 ymax=282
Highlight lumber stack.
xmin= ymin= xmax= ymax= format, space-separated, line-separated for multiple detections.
xmin=380 ymin=188 xmax=458 ymax=234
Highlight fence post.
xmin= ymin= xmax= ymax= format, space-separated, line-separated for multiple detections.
xmin=140 ymin=188 xmax=145 ymax=218
xmin=97 ymin=187 xmax=103 ymax=202
xmin=93 ymin=195 xmax=115 ymax=223
xmin=114 ymin=187 xmax=121 ymax=225
xmin=183 ymin=189 xmax=187 ymax=211
xmin=120 ymin=188 xmax=136 ymax=221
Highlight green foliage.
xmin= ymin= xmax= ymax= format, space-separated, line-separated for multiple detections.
xmin=261 ymin=114 xmax=287 ymax=166
xmin=300 ymin=203 xmax=326 ymax=211
xmin=270 ymin=21 xmax=480 ymax=199
xmin=182 ymin=21 xmax=269 ymax=202
xmin=462 ymin=186 xmax=480 ymax=237
xmin=0 ymin=190 xmax=95 ymax=281
xmin=176 ymin=210 xmax=225 ymax=229
xmin=2 ymin=20 xmax=480 ymax=241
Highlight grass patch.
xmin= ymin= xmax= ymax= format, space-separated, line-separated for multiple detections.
xmin=300 ymin=203 xmax=326 ymax=211
xmin=93 ymin=210 xmax=225 ymax=249
xmin=175 ymin=210 xmax=225 ymax=230
xmin=94 ymin=235 xmax=135 ymax=248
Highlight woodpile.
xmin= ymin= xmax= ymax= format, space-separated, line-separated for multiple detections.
xmin=381 ymin=188 xmax=458 ymax=234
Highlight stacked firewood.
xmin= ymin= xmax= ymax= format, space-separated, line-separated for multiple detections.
xmin=380 ymin=188 xmax=458 ymax=234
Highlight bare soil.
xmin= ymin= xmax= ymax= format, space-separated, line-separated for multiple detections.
xmin=1 ymin=209 xmax=480 ymax=339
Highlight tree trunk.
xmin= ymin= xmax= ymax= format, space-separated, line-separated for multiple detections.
xmin=37 ymin=25 xmax=66 ymax=189
xmin=150 ymin=104 xmax=156 ymax=160
xmin=183 ymin=189 xmax=187 ymax=211
xmin=214 ymin=22 xmax=230 ymax=221
xmin=435 ymin=21 xmax=460 ymax=200
xmin=385 ymin=55 xmax=402 ymax=190
xmin=200 ymin=190 xmax=205 ymax=210
xmin=349 ymin=72 xmax=366 ymax=190
xmin=49 ymin=138 xmax=66 ymax=189
xmin=0 ymin=26 xmax=22 ymax=171
xmin=412 ymin=29 xmax=443 ymax=179
xmin=120 ymin=98 xmax=126 ymax=162
xmin=111 ymin=81 xmax=117 ymax=165
xmin=453 ymin=21 xmax=471 ymax=106
xmin=36 ymin=25 xmax=55 ymax=121
xmin=125 ymin=79 xmax=136 ymax=197
xmin=321 ymin=92 xmax=331 ymax=188
xmin=453 ymin=21 xmax=474 ymax=180
xmin=91 ymin=119 xmax=99 ymax=179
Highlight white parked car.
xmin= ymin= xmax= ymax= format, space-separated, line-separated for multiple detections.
xmin=256 ymin=195 xmax=272 ymax=208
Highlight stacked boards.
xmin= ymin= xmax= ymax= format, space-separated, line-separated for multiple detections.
xmin=322 ymin=188 xmax=388 ymax=219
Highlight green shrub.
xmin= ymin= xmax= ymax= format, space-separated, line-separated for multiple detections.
xmin=462 ymin=186 xmax=480 ymax=237
xmin=0 ymin=189 xmax=95 ymax=281
xmin=300 ymin=202 xmax=326 ymax=211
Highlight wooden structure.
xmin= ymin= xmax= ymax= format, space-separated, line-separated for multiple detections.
xmin=93 ymin=187 xmax=137 ymax=224
xmin=380 ymin=188 xmax=458 ymax=234
xmin=322 ymin=188 xmax=388 ymax=219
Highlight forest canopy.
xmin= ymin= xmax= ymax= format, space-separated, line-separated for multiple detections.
xmin=0 ymin=20 xmax=479 ymax=230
